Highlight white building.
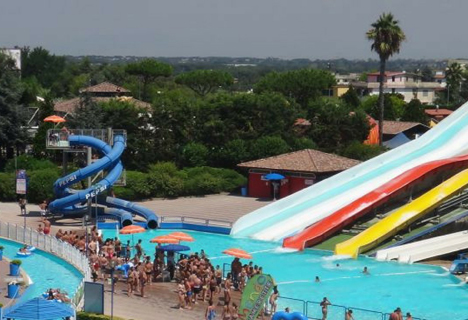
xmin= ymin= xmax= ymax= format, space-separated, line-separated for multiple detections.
xmin=367 ymin=71 xmax=442 ymax=104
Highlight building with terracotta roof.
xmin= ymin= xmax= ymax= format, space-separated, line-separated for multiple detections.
xmin=377 ymin=120 xmax=430 ymax=141
xmin=424 ymin=108 xmax=453 ymax=121
xmin=237 ymin=149 xmax=360 ymax=199
xmin=54 ymin=82 xmax=150 ymax=116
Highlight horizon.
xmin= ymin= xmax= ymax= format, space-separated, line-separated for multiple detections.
xmin=1 ymin=0 xmax=467 ymax=60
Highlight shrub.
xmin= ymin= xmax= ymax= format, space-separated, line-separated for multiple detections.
xmin=0 ymin=172 xmax=16 ymax=201
xmin=125 ymin=171 xmax=151 ymax=199
xmin=77 ymin=312 xmax=127 ymax=320
xmin=339 ymin=141 xmax=387 ymax=161
xmin=10 ymin=259 xmax=22 ymax=266
xmin=250 ymin=136 xmax=290 ymax=160
xmin=4 ymin=155 xmax=56 ymax=172
xmin=113 ymin=186 xmax=137 ymax=201
xmin=182 ymin=167 xmax=246 ymax=195
xmin=181 ymin=142 xmax=208 ymax=167
xmin=27 ymin=168 xmax=60 ymax=203
xmin=147 ymin=162 xmax=184 ymax=197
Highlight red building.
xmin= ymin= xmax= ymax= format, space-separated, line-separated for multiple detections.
xmin=238 ymin=149 xmax=360 ymax=199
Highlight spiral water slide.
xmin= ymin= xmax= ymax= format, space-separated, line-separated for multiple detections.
xmin=48 ymin=135 xmax=158 ymax=228
xmin=231 ymin=101 xmax=468 ymax=242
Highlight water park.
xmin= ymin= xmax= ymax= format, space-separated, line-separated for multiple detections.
xmin=0 ymin=99 xmax=468 ymax=320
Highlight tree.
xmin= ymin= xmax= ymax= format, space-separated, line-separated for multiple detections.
xmin=250 ymin=136 xmax=290 ymax=160
xmin=175 ymin=70 xmax=234 ymax=96
xmin=125 ymin=59 xmax=173 ymax=101
xmin=68 ymin=93 xmax=103 ymax=129
xmin=367 ymin=13 xmax=406 ymax=145
xmin=341 ymin=86 xmax=361 ymax=108
xmin=307 ymin=98 xmax=370 ymax=150
xmin=254 ymin=69 xmax=336 ymax=107
xmin=421 ymin=66 xmax=433 ymax=82
xmin=446 ymin=62 xmax=464 ymax=104
xmin=361 ymin=94 xmax=406 ymax=121
xmin=401 ymin=99 xmax=428 ymax=123
xmin=0 ymin=53 xmax=27 ymax=161
xmin=21 ymin=47 xmax=66 ymax=89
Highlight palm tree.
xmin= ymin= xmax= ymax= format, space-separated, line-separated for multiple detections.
xmin=445 ymin=62 xmax=464 ymax=104
xmin=367 ymin=13 xmax=406 ymax=146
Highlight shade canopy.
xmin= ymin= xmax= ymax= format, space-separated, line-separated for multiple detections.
xmin=43 ymin=115 xmax=66 ymax=123
xmin=119 ymin=225 xmax=146 ymax=235
xmin=223 ymin=248 xmax=252 ymax=259
xmin=150 ymin=235 xmax=179 ymax=244
xmin=264 ymin=173 xmax=285 ymax=180
xmin=2 ymin=297 xmax=75 ymax=320
xmin=168 ymin=231 xmax=194 ymax=242
xmin=160 ymin=244 xmax=191 ymax=252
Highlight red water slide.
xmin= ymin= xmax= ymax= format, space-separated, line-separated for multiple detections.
xmin=282 ymin=154 xmax=468 ymax=250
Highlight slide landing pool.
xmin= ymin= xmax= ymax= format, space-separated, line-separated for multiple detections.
xmin=103 ymin=229 xmax=468 ymax=320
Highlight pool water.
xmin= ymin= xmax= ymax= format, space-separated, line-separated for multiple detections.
xmin=103 ymin=229 xmax=468 ymax=320
xmin=0 ymin=238 xmax=83 ymax=301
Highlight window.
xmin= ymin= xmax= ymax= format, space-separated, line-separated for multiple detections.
xmin=392 ymin=88 xmax=396 ymax=94
xmin=423 ymin=90 xmax=429 ymax=97
xmin=392 ymin=76 xmax=395 ymax=82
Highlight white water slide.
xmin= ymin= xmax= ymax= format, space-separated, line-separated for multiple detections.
xmin=375 ymin=231 xmax=468 ymax=263
xmin=231 ymin=101 xmax=468 ymax=242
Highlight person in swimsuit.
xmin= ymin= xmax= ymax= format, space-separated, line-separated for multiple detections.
xmin=127 ymin=267 xmax=136 ymax=296
xmin=224 ymin=273 xmax=232 ymax=306
xmin=144 ymin=256 xmax=153 ymax=285
xmin=184 ymin=278 xmax=193 ymax=309
xmin=177 ymin=280 xmax=186 ymax=309
xmin=42 ymin=217 xmax=51 ymax=235
xmin=139 ymin=267 xmax=148 ymax=298
xmin=230 ymin=303 xmax=239 ymax=320
xmin=362 ymin=267 xmax=370 ymax=275
xmin=320 ymin=297 xmax=331 ymax=320
xmin=269 ymin=286 xmax=279 ymax=315
xmin=205 ymin=300 xmax=217 ymax=320
xmin=345 ymin=309 xmax=354 ymax=320
xmin=405 ymin=312 xmax=413 ymax=320
xmin=209 ymin=275 xmax=218 ymax=302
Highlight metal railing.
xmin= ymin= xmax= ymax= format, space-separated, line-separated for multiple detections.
xmin=0 ymin=221 xmax=91 ymax=307
xmin=160 ymin=216 xmax=233 ymax=228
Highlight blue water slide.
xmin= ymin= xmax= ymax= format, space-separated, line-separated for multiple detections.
xmin=54 ymin=135 xmax=118 ymax=195
xmin=48 ymin=136 xmax=125 ymax=211
xmin=95 ymin=207 xmax=133 ymax=227
xmin=99 ymin=196 xmax=158 ymax=229
xmin=48 ymin=134 xmax=158 ymax=228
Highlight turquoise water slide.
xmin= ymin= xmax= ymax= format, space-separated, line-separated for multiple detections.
xmin=231 ymin=102 xmax=468 ymax=241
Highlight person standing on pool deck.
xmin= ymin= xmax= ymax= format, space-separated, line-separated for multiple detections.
xmin=18 ymin=198 xmax=27 ymax=215
xmin=42 ymin=217 xmax=51 ymax=235
xmin=135 ymin=239 xmax=143 ymax=258
xmin=320 ymin=297 xmax=331 ymax=320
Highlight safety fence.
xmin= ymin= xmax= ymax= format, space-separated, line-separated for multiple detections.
xmin=0 ymin=221 xmax=91 ymax=307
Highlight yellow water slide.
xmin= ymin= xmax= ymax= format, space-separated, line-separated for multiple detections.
xmin=335 ymin=168 xmax=468 ymax=258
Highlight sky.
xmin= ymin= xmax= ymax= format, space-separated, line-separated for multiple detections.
xmin=0 ymin=0 xmax=465 ymax=59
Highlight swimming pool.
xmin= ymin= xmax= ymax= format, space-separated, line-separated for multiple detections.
xmin=102 ymin=229 xmax=468 ymax=320
xmin=0 ymin=238 xmax=83 ymax=301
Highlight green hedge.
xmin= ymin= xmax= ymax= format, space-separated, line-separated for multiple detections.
xmin=114 ymin=163 xmax=247 ymax=200
xmin=4 ymin=155 xmax=56 ymax=172
xmin=0 ymin=172 xmax=16 ymax=201
xmin=77 ymin=312 xmax=127 ymax=320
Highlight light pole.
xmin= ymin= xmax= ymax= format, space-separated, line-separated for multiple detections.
xmin=110 ymin=260 xmax=116 ymax=320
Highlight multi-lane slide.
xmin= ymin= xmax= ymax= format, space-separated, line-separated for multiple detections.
xmin=375 ymin=231 xmax=468 ymax=263
xmin=282 ymin=154 xmax=468 ymax=250
xmin=48 ymin=135 xmax=158 ymax=228
xmin=231 ymin=102 xmax=468 ymax=242
xmin=334 ymin=168 xmax=468 ymax=258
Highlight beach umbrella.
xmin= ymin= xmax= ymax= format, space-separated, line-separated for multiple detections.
xmin=168 ymin=231 xmax=194 ymax=242
xmin=43 ymin=115 xmax=66 ymax=123
xmin=119 ymin=225 xmax=146 ymax=256
xmin=222 ymin=248 xmax=252 ymax=259
xmin=119 ymin=225 xmax=146 ymax=235
xmin=150 ymin=235 xmax=179 ymax=244
xmin=264 ymin=173 xmax=285 ymax=180
xmin=160 ymin=244 xmax=191 ymax=252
